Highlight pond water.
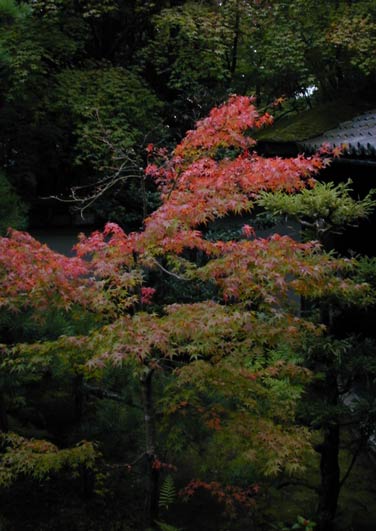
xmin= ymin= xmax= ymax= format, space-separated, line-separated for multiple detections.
xmin=30 ymin=226 xmax=97 ymax=257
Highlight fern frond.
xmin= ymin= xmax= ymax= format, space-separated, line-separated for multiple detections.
xmin=159 ymin=475 xmax=176 ymax=509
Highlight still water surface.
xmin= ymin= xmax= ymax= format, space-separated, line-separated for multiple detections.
xmin=30 ymin=226 xmax=97 ymax=256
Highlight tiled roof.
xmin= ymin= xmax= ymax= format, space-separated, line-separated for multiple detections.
xmin=300 ymin=110 xmax=376 ymax=157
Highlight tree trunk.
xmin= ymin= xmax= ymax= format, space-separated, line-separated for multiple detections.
xmin=140 ymin=367 xmax=159 ymax=528
xmin=141 ymin=173 xmax=148 ymax=223
xmin=73 ymin=373 xmax=84 ymax=424
xmin=230 ymin=1 xmax=240 ymax=77
xmin=0 ymin=391 xmax=8 ymax=433
xmin=317 ymin=370 xmax=340 ymax=531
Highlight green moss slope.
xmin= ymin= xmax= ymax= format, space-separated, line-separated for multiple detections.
xmin=256 ymin=99 xmax=376 ymax=142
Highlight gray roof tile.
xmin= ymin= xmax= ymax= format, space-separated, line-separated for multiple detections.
xmin=300 ymin=110 xmax=376 ymax=157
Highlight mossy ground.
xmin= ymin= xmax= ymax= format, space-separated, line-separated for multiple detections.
xmin=265 ymin=432 xmax=376 ymax=531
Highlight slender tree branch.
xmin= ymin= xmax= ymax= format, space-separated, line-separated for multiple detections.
xmin=152 ymin=258 xmax=190 ymax=281
xmin=339 ymin=437 xmax=364 ymax=489
xmin=275 ymin=480 xmax=319 ymax=493
xmin=83 ymin=383 xmax=141 ymax=409
xmin=106 ymin=452 xmax=147 ymax=471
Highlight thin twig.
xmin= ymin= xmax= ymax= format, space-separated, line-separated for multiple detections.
xmin=275 ymin=480 xmax=319 ymax=493
xmin=339 ymin=437 xmax=364 ymax=489
xmin=152 ymin=258 xmax=189 ymax=281
xmin=83 ymin=383 xmax=141 ymax=409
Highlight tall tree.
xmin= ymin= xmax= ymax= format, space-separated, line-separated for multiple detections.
xmin=257 ymin=181 xmax=376 ymax=530
xmin=0 ymin=96 xmax=373 ymax=529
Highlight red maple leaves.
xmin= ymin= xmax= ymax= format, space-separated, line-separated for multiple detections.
xmin=0 ymin=229 xmax=88 ymax=312
xmin=140 ymin=96 xmax=327 ymax=257
xmin=0 ymin=95 xmax=364 ymax=316
xmin=180 ymin=479 xmax=260 ymax=513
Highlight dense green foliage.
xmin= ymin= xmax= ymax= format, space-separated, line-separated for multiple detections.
xmin=257 ymin=181 xmax=376 ymax=241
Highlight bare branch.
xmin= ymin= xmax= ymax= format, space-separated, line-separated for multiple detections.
xmin=275 ymin=480 xmax=319 ymax=493
xmin=339 ymin=437 xmax=365 ymax=489
xmin=83 ymin=383 xmax=142 ymax=409
xmin=151 ymin=258 xmax=190 ymax=281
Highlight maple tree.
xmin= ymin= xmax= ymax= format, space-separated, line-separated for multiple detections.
xmin=0 ymin=95 xmax=374 ymax=530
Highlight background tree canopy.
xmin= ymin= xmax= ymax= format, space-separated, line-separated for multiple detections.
xmin=0 ymin=0 xmax=375 ymax=228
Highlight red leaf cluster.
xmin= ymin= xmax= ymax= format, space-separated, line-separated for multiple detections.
xmin=151 ymin=459 xmax=177 ymax=472
xmin=0 ymin=95 xmax=364 ymax=321
xmin=180 ymin=479 xmax=259 ymax=513
xmin=0 ymin=229 xmax=89 ymax=312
